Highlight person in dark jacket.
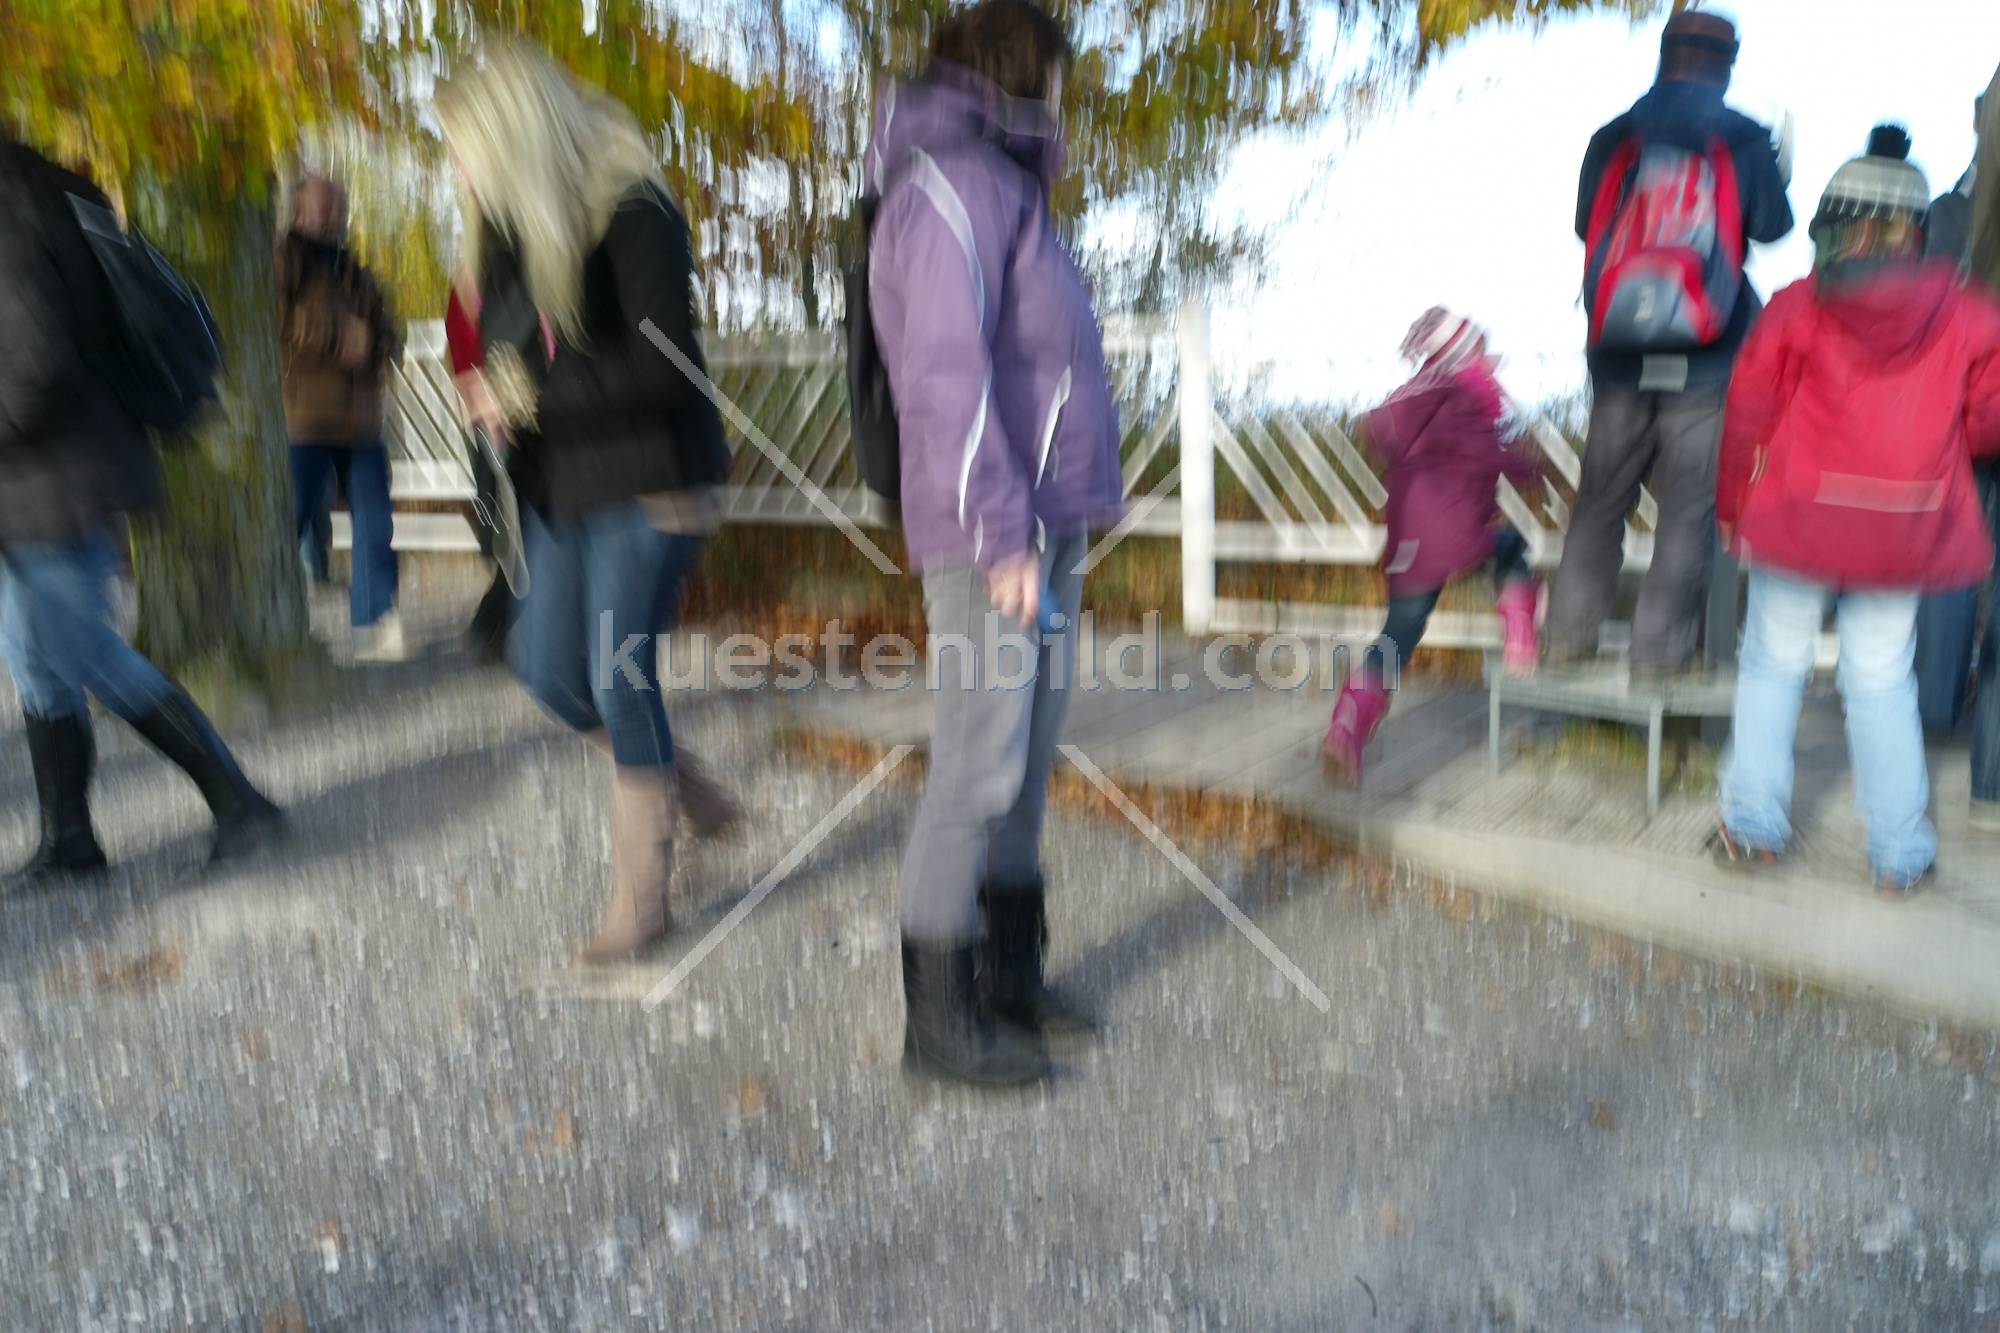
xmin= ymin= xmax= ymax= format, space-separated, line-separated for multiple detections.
xmin=867 ymin=0 xmax=1125 ymax=1086
xmin=1912 ymin=92 xmax=1998 ymax=752
xmin=436 ymin=42 xmax=741 ymax=965
xmin=1321 ymin=309 xmax=1544 ymax=785
xmin=1917 ymin=85 xmax=2000 ymax=835
xmin=277 ymin=177 xmax=406 ymax=660
xmin=0 ymin=134 xmax=284 ymax=883
xmin=1712 ymin=129 xmax=2000 ymax=894
xmin=1545 ymin=11 xmax=1794 ymax=680
xmin=1925 ymin=93 xmax=1982 ymax=270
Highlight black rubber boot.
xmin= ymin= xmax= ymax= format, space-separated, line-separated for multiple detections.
xmin=981 ymin=881 xmax=1097 ymax=1036
xmin=8 ymin=713 xmax=108 ymax=884
xmin=901 ymin=936 xmax=1049 ymax=1086
xmin=126 ymin=690 xmax=286 ymax=862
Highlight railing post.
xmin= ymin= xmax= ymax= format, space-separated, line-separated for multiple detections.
xmin=1178 ymin=300 xmax=1215 ymax=636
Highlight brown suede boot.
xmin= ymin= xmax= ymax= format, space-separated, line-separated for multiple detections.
xmin=578 ymin=764 xmax=679 ymax=966
xmin=675 ymin=748 xmax=743 ymax=841
xmin=585 ymin=731 xmax=741 ymax=842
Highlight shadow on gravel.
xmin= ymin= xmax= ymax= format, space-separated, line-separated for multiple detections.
xmin=1047 ymin=858 xmax=1310 ymax=1011
xmin=0 ymin=651 xmax=725 ymax=813
xmin=0 ymin=737 xmax=526 ymax=979
xmin=673 ymin=804 xmax=909 ymax=936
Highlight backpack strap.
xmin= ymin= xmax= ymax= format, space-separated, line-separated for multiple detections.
xmin=1584 ymin=137 xmax=1644 ymax=257
xmin=1707 ymin=133 xmax=1746 ymax=268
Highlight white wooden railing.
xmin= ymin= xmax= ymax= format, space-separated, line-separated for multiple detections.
xmin=371 ymin=309 xmax=1669 ymax=653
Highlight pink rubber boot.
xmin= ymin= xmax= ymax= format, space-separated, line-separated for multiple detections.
xmin=1496 ymin=580 xmax=1542 ymax=677
xmin=1320 ymin=678 xmax=1393 ymax=786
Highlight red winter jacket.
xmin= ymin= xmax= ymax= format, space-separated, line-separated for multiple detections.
xmin=1365 ymin=362 xmax=1541 ymax=596
xmin=1718 ymin=266 xmax=2000 ymax=591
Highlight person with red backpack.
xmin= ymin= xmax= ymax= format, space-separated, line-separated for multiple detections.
xmin=1545 ymin=11 xmax=1793 ymax=680
xmin=1712 ymin=127 xmax=2000 ymax=897
xmin=1321 ymin=309 xmax=1544 ymax=784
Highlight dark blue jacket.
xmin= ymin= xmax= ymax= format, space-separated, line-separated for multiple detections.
xmin=1576 ymin=82 xmax=1795 ymax=389
xmin=1927 ymin=167 xmax=1976 ymax=268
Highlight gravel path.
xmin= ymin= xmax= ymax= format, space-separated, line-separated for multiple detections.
xmin=4 ymin=602 xmax=2000 ymax=1330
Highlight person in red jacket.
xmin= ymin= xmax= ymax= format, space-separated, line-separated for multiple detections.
xmin=1713 ymin=127 xmax=2000 ymax=896
xmin=1321 ymin=309 xmax=1545 ymax=784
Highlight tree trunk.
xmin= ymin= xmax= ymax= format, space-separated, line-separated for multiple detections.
xmin=129 ymin=189 xmax=306 ymax=685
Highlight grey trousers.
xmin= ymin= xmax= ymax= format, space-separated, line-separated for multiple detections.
xmin=1546 ymin=381 xmax=1728 ymax=670
xmin=899 ymin=534 xmax=1087 ymax=944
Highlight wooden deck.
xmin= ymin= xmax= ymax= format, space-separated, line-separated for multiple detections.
xmin=789 ymin=632 xmax=2000 ymax=1032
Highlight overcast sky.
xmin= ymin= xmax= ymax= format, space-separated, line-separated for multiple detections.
xmin=1210 ymin=1 xmax=2000 ymax=409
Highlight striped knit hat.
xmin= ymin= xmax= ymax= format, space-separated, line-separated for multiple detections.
xmin=1400 ymin=307 xmax=1486 ymax=374
xmin=1813 ymin=125 xmax=1931 ymax=230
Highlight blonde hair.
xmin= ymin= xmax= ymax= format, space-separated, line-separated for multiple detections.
xmin=435 ymin=41 xmax=663 ymax=343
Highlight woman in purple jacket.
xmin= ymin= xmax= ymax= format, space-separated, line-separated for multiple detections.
xmin=1322 ymin=309 xmax=1544 ymax=784
xmin=869 ymin=0 xmax=1124 ymax=1085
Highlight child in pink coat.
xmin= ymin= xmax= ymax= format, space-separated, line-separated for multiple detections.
xmin=1323 ymin=309 xmax=1545 ymax=783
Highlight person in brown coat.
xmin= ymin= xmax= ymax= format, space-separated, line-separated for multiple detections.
xmin=277 ymin=176 xmax=406 ymax=660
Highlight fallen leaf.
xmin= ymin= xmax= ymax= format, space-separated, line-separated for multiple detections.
xmin=45 ymin=943 xmax=185 ymax=996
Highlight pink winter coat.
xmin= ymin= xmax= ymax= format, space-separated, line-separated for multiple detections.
xmin=1364 ymin=363 xmax=1540 ymax=597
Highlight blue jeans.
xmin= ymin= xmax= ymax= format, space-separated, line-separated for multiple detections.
xmin=508 ymin=503 xmax=702 ymax=770
xmin=299 ymin=469 xmax=334 ymax=583
xmin=291 ymin=443 xmax=397 ymax=628
xmin=0 ymin=530 xmax=178 ymax=722
xmin=1721 ymin=569 xmax=1933 ymax=881
xmin=1368 ymin=529 xmax=1531 ymax=687
xmin=1913 ymin=466 xmax=2000 ymax=732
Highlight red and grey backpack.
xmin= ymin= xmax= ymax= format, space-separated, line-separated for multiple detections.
xmin=1583 ymin=135 xmax=1745 ymax=353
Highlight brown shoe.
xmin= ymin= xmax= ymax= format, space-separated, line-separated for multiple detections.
xmin=676 ymin=748 xmax=744 ymax=841
xmin=578 ymin=764 xmax=678 ymax=965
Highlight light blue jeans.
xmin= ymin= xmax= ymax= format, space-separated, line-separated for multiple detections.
xmin=1720 ymin=569 xmax=1934 ymax=882
xmin=0 ymin=529 xmax=178 ymax=722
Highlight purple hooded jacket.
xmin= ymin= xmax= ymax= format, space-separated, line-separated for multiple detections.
xmin=866 ymin=64 xmax=1124 ymax=572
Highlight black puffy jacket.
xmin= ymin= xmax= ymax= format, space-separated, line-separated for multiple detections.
xmin=480 ymin=182 xmax=729 ymax=518
xmin=0 ymin=142 xmax=160 ymax=544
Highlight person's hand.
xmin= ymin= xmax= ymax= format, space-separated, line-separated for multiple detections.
xmin=1719 ymin=521 xmax=1736 ymax=550
xmin=986 ymin=551 xmax=1041 ymax=629
xmin=460 ymin=372 xmax=511 ymax=447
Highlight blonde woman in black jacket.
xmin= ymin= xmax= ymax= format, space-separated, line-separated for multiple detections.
xmin=436 ymin=43 xmax=740 ymax=964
